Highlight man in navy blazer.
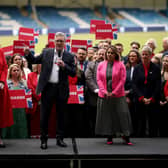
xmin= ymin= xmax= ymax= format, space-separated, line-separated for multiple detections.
xmin=25 ymin=32 xmax=76 ymax=149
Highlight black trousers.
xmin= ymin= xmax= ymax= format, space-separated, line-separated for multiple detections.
xmin=159 ymin=104 xmax=168 ymax=137
xmin=136 ymin=102 xmax=159 ymax=137
xmin=40 ymin=83 xmax=67 ymax=139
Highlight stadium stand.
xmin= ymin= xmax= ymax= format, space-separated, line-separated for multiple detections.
xmin=36 ymin=7 xmax=101 ymax=29
xmin=114 ymin=8 xmax=168 ymax=27
xmin=36 ymin=7 xmax=79 ymax=29
xmin=0 ymin=6 xmax=42 ymax=29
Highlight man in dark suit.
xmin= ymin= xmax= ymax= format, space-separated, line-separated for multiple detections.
xmin=25 ymin=32 xmax=76 ymax=149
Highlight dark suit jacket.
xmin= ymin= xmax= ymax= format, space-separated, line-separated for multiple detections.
xmin=132 ymin=62 xmax=161 ymax=102
xmin=25 ymin=48 xmax=76 ymax=100
xmin=85 ymin=61 xmax=99 ymax=106
xmin=125 ymin=67 xmax=134 ymax=100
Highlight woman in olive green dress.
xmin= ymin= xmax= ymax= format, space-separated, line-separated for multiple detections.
xmin=2 ymin=64 xmax=28 ymax=138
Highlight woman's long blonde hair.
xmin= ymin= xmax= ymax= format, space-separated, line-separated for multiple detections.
xmin=8 ymin=64 xmax=22 ymax=81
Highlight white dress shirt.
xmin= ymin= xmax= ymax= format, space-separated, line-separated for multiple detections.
xmin=48 ymin=49 xmax=63 ymax=83
xmin=130 ymin=66 xmax=134 ymax=81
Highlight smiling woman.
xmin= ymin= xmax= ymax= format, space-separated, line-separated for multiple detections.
xmin=96 ymin=45 xmax=133 ymax=145
xmin=132 ymin=45 xmax=161 ymax=137
xmin=2 ymin=63 xmax=28 ymax=139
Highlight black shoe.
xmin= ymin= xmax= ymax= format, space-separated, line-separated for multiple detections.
xmin=57 ymin=139 xmax=67 ymax=147
xmin=40 ymin=141 xmax=48 ymax=150
xmin=40 ymin=134 xmax=48 ymax=150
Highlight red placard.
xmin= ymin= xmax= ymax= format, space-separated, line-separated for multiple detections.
xmin=9 ymin=90 xmax=27 ymax=108
xmin=2 ymin=45 xmax=13 ymax=56
xmin=19 ymin=27 xmax=34 ymax=41
xmin=48 ymin=33 xmax=55 ymax=48
xmin=68 ymin=85 xmax=84 ymax=104
xmin=13 ymin=40 xmax=29 ymax=56
xmin=9 ymin=89 xmax=32 ymax=108
xmin=90 ymin=20 xmax=105 ymax=34
xmin=95 ymin=24 xmax=113 ymax=40
xmin=71 ymin=40 xmax=88 ymax=53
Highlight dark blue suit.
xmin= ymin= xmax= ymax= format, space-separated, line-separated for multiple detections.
xmin=125 ymin=66 xmax=137 ymax=136
xmin=25 ymin=48 xmax=76 ymax=139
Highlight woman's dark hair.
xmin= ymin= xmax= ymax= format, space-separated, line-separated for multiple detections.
xmin=105 ymin=45 xmax=120 ymax=61
xmin=130 ymin=41 xmax=140 ymax=49
xmin=126 ymin=49 xmax=141 ymax=69
xmin=11 ymin=53 xmax=24 ymax=70
xmin=5 ymin=55 xmax=12 ymax=67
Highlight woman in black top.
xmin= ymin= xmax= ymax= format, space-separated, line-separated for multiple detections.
xmin=125 ymin=50 xmax=141 ymax=137
xmin=132 ymin=46 xmax=161 ymax=137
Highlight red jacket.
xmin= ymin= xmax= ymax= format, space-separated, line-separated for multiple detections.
xmin=27 ymin=72 xmax=41 ymax=114
xmin=0 ymin=48 xmax=14 ymax=128
xmin=164 ymin=80 xmax=168 ymax=98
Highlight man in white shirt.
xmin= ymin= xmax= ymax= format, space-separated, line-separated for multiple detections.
xmin=25 ymin=32 xmax=76 ymax=149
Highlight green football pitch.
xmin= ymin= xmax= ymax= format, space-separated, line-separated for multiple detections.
xmin=1 ymin=31 xmax=168 ymax=55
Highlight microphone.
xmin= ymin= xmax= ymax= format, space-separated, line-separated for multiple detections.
xmin=58 ymin=50 xmax=62 ymax=58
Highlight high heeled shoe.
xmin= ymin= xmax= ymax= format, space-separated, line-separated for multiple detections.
xmin=122 ymin=136 xmax=133 ymax=145
xmin=107 ymin=137 xmax=113 ymax=145
xmin=0 ymin=139 xmax=6 ymax=148
xmin=0 ymin=143 xmax=6 ymax=148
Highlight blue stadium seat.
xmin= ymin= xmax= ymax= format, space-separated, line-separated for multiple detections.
xmin=36 ymin=7 xmax=79 ymax=28
xmin=120 ymin=8 xmax=168 ymax=25
xmin=36 ymin=7 xmax=101 ymax=28
xmin=0 ymin=6 xmax=42 ymax=29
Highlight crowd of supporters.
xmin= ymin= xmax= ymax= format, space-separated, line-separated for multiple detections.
xmin=1 ymin=35 xmax=168 ymax=147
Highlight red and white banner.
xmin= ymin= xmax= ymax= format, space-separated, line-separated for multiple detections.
xmin=2 ymin=45 xmax=13 ymax=56
xmin=13 ymin=40 xmax=30 ymax=56
xmin=68 ymin=85 xmax=84 ymax=104
xmin=19 ymin=27 xmax=34 ymax=41
xmin=90 ymin=20 xmax=105 ymax=34
xmin=95 ymin=24 xmax=113 ymax=40
xmin=71 ymin=40 xmax=88 ymax=53
xmin=48 ymin=33 xmax=55 ymax=48
xmin=9 ymin=89 xmax=32 ymax=108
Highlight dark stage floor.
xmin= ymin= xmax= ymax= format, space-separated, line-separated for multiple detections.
xmin=0 ymin=138 xmax=168 ymax=167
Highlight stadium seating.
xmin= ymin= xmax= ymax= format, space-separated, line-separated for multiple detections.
xmin=114 ymin=18 xmax=138 ymax=27
xmin=0 ymin=6 xmax=41 ymax=29
xmin=36 ymin=7 xmax=101 ymax=28
xmin=0 ymin=6 xmax=167 ymax=30
xmin=37 ymin=7 xmax=80 ymax=28
xmin=114 ymin=8 xmax=168 ymax=26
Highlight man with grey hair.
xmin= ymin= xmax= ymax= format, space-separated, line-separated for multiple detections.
xmin=25 ymin=32 xmax=76 ymax=149
xmin=160 ymin=37 xmax=168 ymax=54
xmin=145 ymin=38 xmax=157 ymax=58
